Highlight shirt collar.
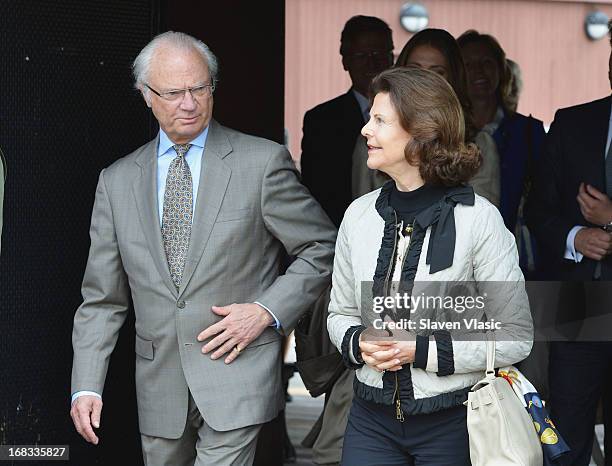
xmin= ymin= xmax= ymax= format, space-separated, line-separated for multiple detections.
xmin=352 ymin=89 xmax=370 ymax=119
xmin=157 ymin=126 xmax=209 ymax=157
xmin=481 ymin=106 xmax=505 ymax=136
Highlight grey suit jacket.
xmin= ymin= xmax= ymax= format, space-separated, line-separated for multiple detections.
xmin=71 ymin=120 xmax=337 ymax=438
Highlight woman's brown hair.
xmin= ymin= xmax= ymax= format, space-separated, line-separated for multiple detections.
xmin=370 ymin=66 xmax=481 ymax=187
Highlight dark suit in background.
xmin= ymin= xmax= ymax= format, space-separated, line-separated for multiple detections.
xmin=526 ymin=95 xmax=612 ymax=465
xmin=299 ymin=15 xmax=393 ymax=229
xmin=527 ymin=96 xmax=612 ymax=281
xmin=301 ymin=91 xmax=364 ymax=227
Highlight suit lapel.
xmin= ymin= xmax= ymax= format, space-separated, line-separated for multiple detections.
xmin=580 ymin=96 xmax=611 ymax=189
xmin=179 ymin=120 xmax=232 ymax=296
xmin=344 ymin=89 xmax=367 ymax=130
xmin=592 ymin=96 xmax=610 ymax=154
xmin=133 ymin=136 xmax=178 ymax=297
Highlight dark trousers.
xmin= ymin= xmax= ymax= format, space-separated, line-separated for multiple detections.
xmin=549 ymin=341 xmax=612 ymax=466
xmin=341 ymin=396 xmax=470 ymax=466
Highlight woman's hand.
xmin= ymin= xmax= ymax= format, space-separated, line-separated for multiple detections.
xmin=385 ymin=340 xmax=416 ymax=371
xmin=360 ymin=339 xmax=399 ymax=372
xmin=359 ymin=331 xmax=417 ymax=372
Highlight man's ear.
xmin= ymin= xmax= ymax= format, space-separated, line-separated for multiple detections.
xmin=137 ymin=84 xmax=152 ymax=108
xmin=342 ymin=55 xmax=349 ymax=72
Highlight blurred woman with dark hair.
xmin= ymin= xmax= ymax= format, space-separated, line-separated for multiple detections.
xmin=396 ymin=28 xmax=502 ymax=206
xmin=458 ymin=30 xmax=545 ymax=276
xmin=328 ymin=66 xmax=533 ymax=465
xmin=396 ymin=28 xmax=475 ymax=138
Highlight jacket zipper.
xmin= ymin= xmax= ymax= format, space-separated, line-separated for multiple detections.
xmin=394 ymin=224 xmax=413 ymax=423
xmin=394 ymin=371 xmax=405 ymax=422
xmin=385 ymin=211 xmax=405 ymax=423
xmin=383 ymin=211 xmax=399 ymax=297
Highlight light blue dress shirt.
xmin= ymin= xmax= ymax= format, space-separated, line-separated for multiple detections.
xmin=564 ymin=99 xmax=612 ymax=262
xmin=352 ymin=89 xmax=370 ymax=123
xmin=157 ymin=127 xmax=208 ymax=223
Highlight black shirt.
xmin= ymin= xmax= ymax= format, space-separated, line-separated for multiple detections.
xmin=389 ymin=183 xmax=446 ymax=228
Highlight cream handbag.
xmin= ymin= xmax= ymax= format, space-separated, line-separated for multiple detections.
xmin=465 ymin=334 xmax=543 ymax=466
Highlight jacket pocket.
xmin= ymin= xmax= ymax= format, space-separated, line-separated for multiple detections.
xmin=135 ymin=334 xmax=154 ymax=360
xmin=215 ymin=207 xmax=253 ymax=223
xmin=244 ymin=329 xmax=282 ymax=350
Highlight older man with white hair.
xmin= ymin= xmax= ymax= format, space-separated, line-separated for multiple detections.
xmin=69 ymin=31 xmax=336 ymax=466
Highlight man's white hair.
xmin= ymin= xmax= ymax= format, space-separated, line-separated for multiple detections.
xmin=132 ymin=31 xmax=219 ymax=92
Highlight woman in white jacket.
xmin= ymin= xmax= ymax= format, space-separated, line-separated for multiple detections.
xmin=327 ymin=67 xmax=533 ymax=465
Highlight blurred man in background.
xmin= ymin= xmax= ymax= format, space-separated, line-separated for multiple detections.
xmin=300 ymin=15 xmax=394 ymax=227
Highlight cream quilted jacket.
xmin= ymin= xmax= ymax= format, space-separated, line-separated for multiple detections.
xmin=327 ymin=182 xmax=533 ymax=415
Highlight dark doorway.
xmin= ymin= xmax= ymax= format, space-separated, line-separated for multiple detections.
xmin=0 ymin=1 xmax=285 ymax=465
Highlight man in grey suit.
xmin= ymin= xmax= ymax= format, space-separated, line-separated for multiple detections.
xmin=70 ymin=31 xmax=336 ymax=466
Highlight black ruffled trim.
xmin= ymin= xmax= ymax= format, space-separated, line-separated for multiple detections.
xmin=341 ymin=325 xmax=366 ymax=369
xmin=396 ymin=223 xmax=427 ymax=321
xmin=413 ymin=334 xmax=429 ymax=369
xmin=372 ymin=181 xmax=396 ymax=300
xmin=374 ymin=180 xmax=395 ymax=217
xmin=352 ymin=326 xmax=366 ymax=364
xmin=434 ymin=330 xmax=455 ymax=376
xmin=353 ymin=373 xmax=470 ymax=414
xmin=372 ymin=213 xmax=397 ymax=298
xmin=354 ymin=375 xmax=386 ymax=404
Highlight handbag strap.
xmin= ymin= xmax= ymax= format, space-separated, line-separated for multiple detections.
xmin=485 ymin=331 xmax=496 ymax=379
xmin=0 ymin=147 xmax=6 ymax=181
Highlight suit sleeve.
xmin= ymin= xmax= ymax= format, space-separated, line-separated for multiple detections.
xmin=71 ymin=169 xmax=130 ymax=395
xmin=255 ymin=146 xmax=337 ymax=334
xmin=300 ymin=110 xmax=334 ymax=209
xmin=300 ymin=110 xmax=325 ymax=203
xmin=525 ymin=111 xmax=574 ymax=260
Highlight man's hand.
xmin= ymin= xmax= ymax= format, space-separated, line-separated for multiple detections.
xmin=70 ymin=395 xmax=102 ymax=445
xmin=197 ymin=303 xmax=273 ymax=364
xmin=577 ymin=183 xmax=612 ymax=226
xmin=575 ymin=227 xmax=612 ymax=261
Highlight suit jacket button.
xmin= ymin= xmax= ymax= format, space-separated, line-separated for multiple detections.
xmin=177 ymin=300 xmax=186 ymax=309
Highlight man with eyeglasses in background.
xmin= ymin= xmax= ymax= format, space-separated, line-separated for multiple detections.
xmin=69 ymin=31 xmax=336 ymax=466
xmin=300 ymin=15 xmax=394 ymax=228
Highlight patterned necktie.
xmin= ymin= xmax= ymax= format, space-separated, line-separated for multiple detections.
xmin=161 ymin=143 xmax=193 ymax=288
